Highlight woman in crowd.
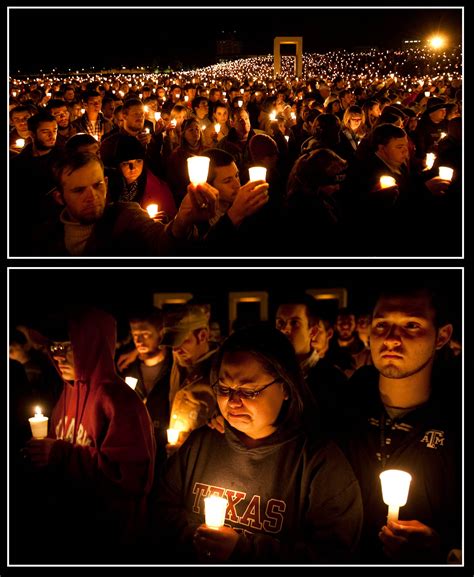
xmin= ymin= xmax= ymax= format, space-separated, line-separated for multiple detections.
xmin=339 ymin=105 xmax=366 ymax=163
xmin=108 ymin=134 xmax=177 ymax=221
xmin=152 ymin=324 xmax=362 ymax=564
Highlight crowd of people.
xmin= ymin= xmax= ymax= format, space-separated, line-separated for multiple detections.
xmin=8 ymin=45 xmax=462 ymax=257
xmin=10 ymin=283 xmax=462 ymax=565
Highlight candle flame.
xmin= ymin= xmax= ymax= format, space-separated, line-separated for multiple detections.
xmin=35 ymin=406 xmax=43 ymax=416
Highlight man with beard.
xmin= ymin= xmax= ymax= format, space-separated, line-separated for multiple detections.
xmin=121 ymin=307 xmax=172 ymax=474
xmin=161 ymin=304 xmax=217 ymax=452
xmin=46 ymin=99 xmax=78 ymax=147
xmin=339 ymin=285 xmax=461 ymax=564
xmin=30 ymin=151 xmax=220 ymax=256
xmin=10 ymin=111 xmax=61 ymax=255
xmin=326 ymin=308 xmax=372 ymax=377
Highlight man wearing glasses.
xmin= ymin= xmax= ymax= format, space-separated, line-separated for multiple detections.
xmin=46 ymin=99 xmax=78 ymax=147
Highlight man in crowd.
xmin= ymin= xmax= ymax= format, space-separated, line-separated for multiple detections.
xmin=46 ymin=98 xmax=78 ymax=147
xmin=10 ymin=111 xmax=60 ymax=255
xmin=72 ymin=90 xmax=114 ymax=142
xmin=340 ymin=285 xmax=461 ymax=564
xmin=9 ymin=104 xmax=33 ymax=155
xmin=29 ymin=151 xmax=220 ymax=256
xmin=161 ymin=304 xmax=217 ymax=450
xmin=121 ymin=307 xmax=172 ymax=475
xmin=275 ymin=295 xmax=348 ymax=436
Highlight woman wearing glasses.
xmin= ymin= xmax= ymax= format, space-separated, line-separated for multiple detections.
xmin=152 ymin=324 xmax=362 ymax=564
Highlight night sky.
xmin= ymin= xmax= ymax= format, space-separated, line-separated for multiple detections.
xmin=8 ymin=6 xmax=462 ymax=74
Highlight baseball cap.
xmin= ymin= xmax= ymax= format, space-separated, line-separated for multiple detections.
xmin=161 ymin=305 xmax=209 ymax=347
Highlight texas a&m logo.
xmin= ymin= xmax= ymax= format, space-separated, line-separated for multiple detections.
xmin=420 ymin=429 xmax=445 ymax=449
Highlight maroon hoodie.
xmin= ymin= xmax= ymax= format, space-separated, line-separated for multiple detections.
xmin=47 ymin=307 xmax=155 ymax=546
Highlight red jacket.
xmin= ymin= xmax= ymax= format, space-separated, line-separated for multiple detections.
xmin=48 ymin=307 xmax=155 ymax=545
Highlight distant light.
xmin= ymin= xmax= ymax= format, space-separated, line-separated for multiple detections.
xmin=429 ymin=36 xmax=445 ymax=49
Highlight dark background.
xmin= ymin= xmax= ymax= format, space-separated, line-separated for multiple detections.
xmin=8 ymin=7 xmax=462 ymax=73
xmin=9 ymin=268 xmax=462 ymax=339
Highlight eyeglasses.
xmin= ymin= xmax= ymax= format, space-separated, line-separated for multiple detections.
xmin=212 ymin=378 xmax=280 ymax=400
xmin=50 ymin=341 xmax=71 ymax=355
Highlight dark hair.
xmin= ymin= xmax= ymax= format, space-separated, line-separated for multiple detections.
xmin=372 ymin=123 xmax=406 ymax=148
xmin=27 ymin=111 xmax=56 ymax=133
xmin=276 ymin=294 xmax=321 ymax=328
xmin=210 ymin=324 xmax=318 ymax=433
xmin=9 ymin=105 xmax=32 ymax=121
xmin=287 ymin=148 xmax=347 ymax=197
xmin=128 ymin=306 xmax=164 ymax=332
xmin=53 ymin=152 xmax=104 ymax=192
xmin=192 ymin=96 xmax=209 ymax=112
xmin=203 ymin=148 xmax=236 ymax=183
xmin=64 ymin=132 xmax=98 ymax=152
xmin=45 ymin=99 xmax=68 ymax=113
xmin=374 ymin=285 xmax=451 ymax=329
xmin=83 ymin=90 xmax=102 ymax=103
xmin=123 ymin=98 xmax=143 ymax=113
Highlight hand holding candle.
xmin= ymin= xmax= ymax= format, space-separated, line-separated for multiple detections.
xmin=204 ymin=495 xmax=228 ymax=529
xmin=379 ymin=175 xmax=397 ymax=189
xmin=29 ymin=406 xmax=48 ymax=439
xmin=438 ymin=166 xmax=453 ymax=181
xmin=425 ymin=152 xmax=436 ymax=170
xmin=187 ymin=156 xmax=210 ymax=186
xmin=379 ymin=469 xmax=412 ymax=523
xmin=248 ymin=166 xmax=267 ymax=182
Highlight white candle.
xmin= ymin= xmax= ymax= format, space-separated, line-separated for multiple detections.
xmin=29 ymin=406 xmax=48 ymax=439
xmin=167 ymin=428 xmax=180 ymax=445
xmin=146 ymin=204 xmax=159 ymax=218
xmin=154 ymin=111 xmax=161 ymax=121
xmin=284 ymin=135 xmax=289 ymax=142
xmin=380 ymin=176 xmax=396 ymax=189
xmin=424 ymin=91 xmax=431 ymax=98
xmin=214 ymin=123 xmax=221 ymax=134
xmin=201 ymin=124 xmax=206 ymax=131
xmin=238 ymin=100 xmax=243 ymax=107
xmin=125 ymin=376 xmax=138 ymax=390
xmin=379 ymin=469 xmax=412 ymax=523
xmin=204 ymin=495 xmax=227 ymax=529
xmin=425 ymin=152 xmax=436 ymax=170
xmin=184 ymin=95 xmax=189 ymax=102
xmin=81 ymin=108 xmax=86 ymax=115
xmin=144 ymin=105 xmax=149 ymax=113
xmin=248 ymin=166 xmax=267 ymax=182
xmin=438 ymin=166 xmax=454 ymax=181
xmin=144 ymin=128 xmax=150 ymax=134
xmin=15 ymin=138 xmax=25 ymax=148
xmin=439 ymin=132 xmax=447 ymax=139
xmin=187 ymin=156 xmax=210 ymax=186
xmin=170 ymin=119 xmax=177 ymax=128
xmin=269 ymin=110 xmax=277 ymax=121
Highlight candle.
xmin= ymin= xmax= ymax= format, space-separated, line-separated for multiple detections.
xmin=29 ymin=406 xmax=48 ymax=439
xmin=12 ymin=90 xmax=17 ymax=97
xmin=214 ymin=123 xmax=221 ymax=134
xmin=379 ymin=469 xmax=412 ymax=523
xmin=184 ymin=95 xmax=189 ymax=102
xmin=204 ymin=495 xmax=227 ymax=529
xmin=15 ymin=138 xmax=25 ymax=148
xmin=439 ymin=132 xmax=447 ymax=140
xmin=154 ymin=111 xmax=161 ymax=121
xmin=167 ymin=428 xmax=180 ymax=445
xmin=144 ymin=128 xmax=150 ymax=134
xmin=424 ymin=91 xmax=431 ymax=97
xmin=380 ymin=175 xmax=396 ymax=189
xmin=144 ymin=105 xmax=149 ymax=113
xmin=269 ymin=110 xmax=277 ymax=121
xmin=146 ymin=204 xmax=159 ymax=218
xmin=248 ymin=166 xmax=267 ymax=182
xmin=438 ymin=166 xmax=454 ymax=181
xmin=81 ymin=108 xmax=86 ymax=115
xmin=170 ymin=119 xmax=177 ymax=128
xmin=238 ymin=100 xmax=243 ymax=107
xmin=425 ymin=152 xmax=436 ymax=170
xmin=125 ymin=376 xmax=138 ymax=390
xmin=240 ymin=88 xmax=244 ymax=94
xmin=290 ymin=112 xmax=296 ymax=120
xmin=201 ymin=124 xmax=206 ymax=131
xmin=187 ymin=156 xmax=210 ymax=186
xmin=284 ymin=135 xmax=289 ymax=142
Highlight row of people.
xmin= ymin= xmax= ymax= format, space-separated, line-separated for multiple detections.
xmin=11 ymin=284 xmax=462 ymax=564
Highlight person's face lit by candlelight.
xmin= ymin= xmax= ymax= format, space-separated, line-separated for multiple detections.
xmin=35 ymin=120 xmax=58 ymax=150
xmin=119 ymin=158 xmax=144 ymax=185
xmin=213 ymin=105 xmax=229 ymax=126
xmin=124 ymin=104 xmax=145 ymax=134
xmin=172 ymin=328 xmax=209 ymax=368
xmin=11 ymin=109 xmax=32 ymax=138
xmin=50 ymin=105 xmax=70 ymax=129
xmin=335 ymin=313 xmax=357 ymax=342
xmin=210 ymin=161 xmax=240 ymax=204
xmin=183 ymin=120 xmax=201 ymax=148
xmin=312 ymin=319 xmax=334 ymax=358
xmin=57 ymin=157 xmax=108 ymax=224
xmin=377 ymin=136 xmax=409 ymax=167
xmin=215 ymin=351 xmax=288 ymax=440
xmin=50 ymin=341 xmax=75 ymax=381
xmin=130 ymin=320 xmax=163 ymax=360
xmin=370 ymin=291 xmax=452 ymax=380
xmin=275 ymin=304 xmax=316 ymax=357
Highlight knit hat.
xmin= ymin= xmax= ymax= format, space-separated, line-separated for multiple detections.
xmin=249 ymin=133 xmax=278 ymax=162
xmin=114 ymin=134 xmax=145 ymax=164
xmin=425 ymin=97 xmax=447 ymax=114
